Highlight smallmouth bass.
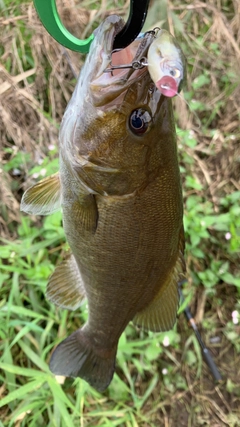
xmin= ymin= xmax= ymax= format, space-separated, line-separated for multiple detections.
xmin=21 ymin=16 xmax=185 ymax=392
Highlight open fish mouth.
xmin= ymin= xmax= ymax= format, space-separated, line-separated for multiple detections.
xmin=89 ymin=15 xmax=156 ymax=105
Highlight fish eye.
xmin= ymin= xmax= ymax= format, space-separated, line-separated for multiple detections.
xmin=129 ymin=108 xmax=152 ymax=135
xmin=170 ymin=68 xmax=181 ymax=78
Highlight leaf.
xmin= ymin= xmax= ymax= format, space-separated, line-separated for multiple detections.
xmin=190 ymin=234 xmax=200 ymax=247
xmin=9 ymin=320 xmax=41 ymax=349
xmin=136 ymin=374 xmax=159 ymax=410
xmin=1 ymin=305 xmax=46 ymax=320
xmin=222 ymin=273 xmax=240 ymax=287
xmin=9 ymin=401 xmax=43 ymax=426
xmin=52 ymin=396 xmax=76 ymax=427
xmin=0 ymin=379 xmax=46 ymax=408
xmin=2 ymin=346 xmax=16 ymax=397
xmin=191 ymin=247 xmax=205 ymax=258
xmin=0 ymin=363 xmax=48 ymax=378
xmin=192 ymin=74 xmax=211 ymax=89
xmin=18 ymin=340 xmax=49 ymax=372
xmin=48 ymin=377 xmax=79 ymax=414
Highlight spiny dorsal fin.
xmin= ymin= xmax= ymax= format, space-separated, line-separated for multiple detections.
xmin=46 ymin=252 xmax=85 ymax=310
xmin=20 ymin=173 xmax=61 ymax=216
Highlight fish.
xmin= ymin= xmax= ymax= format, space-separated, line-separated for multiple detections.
xmin=147 ymin=28 xmax=186 ymax=97
xmin=20 ymin=16 xmax=185 ymax=392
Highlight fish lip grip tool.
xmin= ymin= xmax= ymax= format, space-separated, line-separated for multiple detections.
xmin=33 ymin=0 xmax=93 ymax=54
xmin=33 ymin=0 xmax=150 ymax=53
xmin=113 ymin=0 xmax=150 ymax=50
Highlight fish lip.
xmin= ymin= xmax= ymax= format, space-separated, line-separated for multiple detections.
xmin=92 ymin=15 xmax=125 ymax=81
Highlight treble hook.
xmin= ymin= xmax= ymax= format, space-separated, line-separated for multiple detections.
xmin=33 ymin=0 xmax=150 ymax=54
xmin=104 ymin=56 xmax=148 ymax=73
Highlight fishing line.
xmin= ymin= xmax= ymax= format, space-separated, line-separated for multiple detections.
xmin=62 ymin=48 xmax=78 ymax=80
xmin=174 ymin=91 xmax=201 ymax=130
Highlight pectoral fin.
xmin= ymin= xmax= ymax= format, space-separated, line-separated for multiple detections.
xmin=46 ymin=252 xmax=85 ymax=310
xmin=72 ymin=194 xmax=98 ymax=233
xmin=20 ymin=173 xmax=61 ymax=215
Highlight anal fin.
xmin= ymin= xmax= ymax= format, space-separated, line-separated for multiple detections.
xmin=133 ymin=247 xmax=185 ymax=332
xmin=46 ymin=252 xmax=85 ymax=310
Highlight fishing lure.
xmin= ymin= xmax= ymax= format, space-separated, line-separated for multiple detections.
xmin=147 ymin=29 xmax=186 ymax=97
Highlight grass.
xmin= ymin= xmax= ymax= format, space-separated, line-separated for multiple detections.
xmin=0 ymin=0 xmax=240 ymax=426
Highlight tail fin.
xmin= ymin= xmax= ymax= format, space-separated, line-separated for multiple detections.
xmin=49 ymin=329 xmax=117 ymax=392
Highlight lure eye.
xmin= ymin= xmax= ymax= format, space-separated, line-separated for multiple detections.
xmin=129 ymin=108 xmax=152 ymax=135
xmin=169 ymin=67 xmax=181 ymax=78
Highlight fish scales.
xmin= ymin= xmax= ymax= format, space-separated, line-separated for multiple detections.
xmin=21 ymin=15 xmax=186 ymax=392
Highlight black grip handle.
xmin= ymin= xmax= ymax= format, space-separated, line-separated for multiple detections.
xmin=113 ymin=0 xmax=150 ymax=50
xmin=203 ymin=348 xmax=222 ymax=381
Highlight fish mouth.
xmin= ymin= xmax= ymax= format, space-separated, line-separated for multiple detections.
xmin=89 ymin=15 xmax=155 ymax=106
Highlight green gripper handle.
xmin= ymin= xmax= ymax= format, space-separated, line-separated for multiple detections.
xmin=33 ymin=0 xmax=94 ymax=53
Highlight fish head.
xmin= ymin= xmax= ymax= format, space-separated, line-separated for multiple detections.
xmin=60 ymin=16 xmax=174 ymax=197
xmin=147 ymin=29 xmax=187 ymax=97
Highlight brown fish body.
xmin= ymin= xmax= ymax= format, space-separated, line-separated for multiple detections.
xmin=61 ymin=93 xmax=182 ymax=340
xmin=21 ymin=16 xmax=185 ymax=391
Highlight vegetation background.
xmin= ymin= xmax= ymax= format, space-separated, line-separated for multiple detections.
xmin=0 ymin=0 xmax=239 ymax=426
